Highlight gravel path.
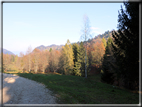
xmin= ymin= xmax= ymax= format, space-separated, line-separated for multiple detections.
xmin=1 ymin=73 xmax=57 ymax=104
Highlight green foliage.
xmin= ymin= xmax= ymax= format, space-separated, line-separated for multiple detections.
xmin=72 ymin=43 xmax=79 ymax=65
xmin=112 ymin=2 xmax=139 ymax=90
xmin=74 ymin=61 xmax=81 ymax=76
xmin=49 ymin=48 xmax=52 ymax=52
xmin=78 ymin=42 xmax=89 ymax=76
xmin=60 ymin=39 xmax=74 ymax=75
xmin=72 ymin=43 xmax=81 ymax=76
xmin=72 ymin=42 xmax=90 ymax=77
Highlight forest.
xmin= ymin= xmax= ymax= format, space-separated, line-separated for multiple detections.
xmin=2 ymin=2 xmax=139 ymax=91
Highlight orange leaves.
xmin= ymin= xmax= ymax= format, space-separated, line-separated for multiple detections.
xmin=87 ymin=39 xmax=106 ymax=66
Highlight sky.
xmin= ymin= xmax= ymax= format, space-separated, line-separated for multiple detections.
xmin=3 ymin=2 xmax=123 ymax=56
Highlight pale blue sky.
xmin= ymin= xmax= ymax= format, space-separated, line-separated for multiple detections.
xmin=3 ymin=3 xmax=123 ymax=56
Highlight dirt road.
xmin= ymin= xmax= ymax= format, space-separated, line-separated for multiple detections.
xmin=1 ymin=73 xmax=57 ymax=104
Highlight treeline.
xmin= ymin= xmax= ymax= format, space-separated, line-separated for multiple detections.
xmin=2 ymin=38 xmax=106 ymax=77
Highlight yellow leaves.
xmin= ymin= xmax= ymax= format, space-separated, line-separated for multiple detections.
xmin=61 ymin=40 xmax=74 ymax=73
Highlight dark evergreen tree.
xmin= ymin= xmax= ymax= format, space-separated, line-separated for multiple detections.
xmin=78 ymin=42 xmax=89 ymax=77
xmin=72 ymin=43 xmax=81 ymax=76
xmin=112 ymin=2 xmax=139 ymax=90
xmin=101 ymin=37 xmax=116 ymax=84
xmin=72 ymin=43 xmax=79 ymax=65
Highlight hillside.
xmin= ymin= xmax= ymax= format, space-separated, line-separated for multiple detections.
xmin=0 ymin=48 xmax=15 ymax=55
xmin=35 ymin=44 xmax=64 ymax=51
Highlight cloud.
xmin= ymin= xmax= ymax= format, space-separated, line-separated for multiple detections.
xmin=90 ymin=27 xmax=99 ymax=30
xmin=91 ymin=30 xmax=102 ymax=35
xmin=90 ymin=27 xmax=103 ymax=35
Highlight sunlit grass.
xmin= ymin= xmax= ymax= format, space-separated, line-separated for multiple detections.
xmin=4 ymin=71 xmax=139 ymax=104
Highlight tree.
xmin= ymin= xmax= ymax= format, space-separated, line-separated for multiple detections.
xmin=101 ymin=37 xmax=117 ymax=84
xmin=72 ymin=43 xmax=81 ymax=76
xmin=87 ymin=39 xmax=95 ymax=67
xmin=49 ymin=50 xmax=60 ymax=73
xmin=80 ymin=15 xmax=92 ymax=78
xmin=59 ymin=39 xmax=74 ymax=75
xmin=72 ymin=43 xmax=79 ymax=65
xmin=91 ymin=41 xmax=105 ymax=66
xmin=102 ymin=37 xmax=107 ymax=48
xmin=3 ymin=54 xmax=10 ymax=71
xmin=79 ymin=42 xmax=89 ymax=76
xmin=112 ymin=2 xmax=139 ymax=90
xmin=32 ymin=48 xmax=40 ymax=73
xmin=40 ymin=50 xmax=49 ymax=73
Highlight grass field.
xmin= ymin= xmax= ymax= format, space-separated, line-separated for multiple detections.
xmin=4 ymin=72 xmax=139 ymax=104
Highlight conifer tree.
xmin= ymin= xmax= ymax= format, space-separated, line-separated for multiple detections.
xmin=101 ymin=37 xmax=117 ymax=84
xmin=72 ymin=43 xmax=81 ymax=76
xmin=102 ymin=37 xmax=106 ymax=48
xmin=112 ymin=2 xmax=139 ymax=90
xmin=78 ymin=42 xmax=89 ymax=76
xmin=72 ymin=43 xmax=79 ymax=65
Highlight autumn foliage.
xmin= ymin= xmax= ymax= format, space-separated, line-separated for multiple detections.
xmin=2 ymin=38 xmax=106 ymax=76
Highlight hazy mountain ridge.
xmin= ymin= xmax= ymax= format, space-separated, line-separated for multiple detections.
xmin=0 ymin=48 xmax=15 ymax=55
xmin=1 ymin=30 xmax=113 ymax=55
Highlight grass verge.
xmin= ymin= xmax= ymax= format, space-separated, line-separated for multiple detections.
xmin=4 ymin=72 xmax=139 ymax=104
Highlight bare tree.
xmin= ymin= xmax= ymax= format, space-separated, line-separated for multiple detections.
xmin=32 ymin=48 xmax=40 ymax=73
xmin=40 ymin=50 xmax=49 ymax=73
xmin=49 ymin=50 xmax=60 ymax=73
xmin=80 ymin=15 xmax=92 ymax=78
xmin=3 ymin=54 xmax=10 ymax=72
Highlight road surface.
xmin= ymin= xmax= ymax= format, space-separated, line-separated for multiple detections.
xmin=0 ymin=73 xmax=57 ymax=104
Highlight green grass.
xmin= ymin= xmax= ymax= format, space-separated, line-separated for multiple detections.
xmin=4 ymin=72 xmax=139 ymax=104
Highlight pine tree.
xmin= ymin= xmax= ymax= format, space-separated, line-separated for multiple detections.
xmin=112 ymin=2 xmax=139 ymax=90
xmin=72 ymin=43 xmax=81 ymax=76
xmin=72 ymin=43 xmax=79 ymax=65
xmin=101 ymin=37 xmax=117 ymax=84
